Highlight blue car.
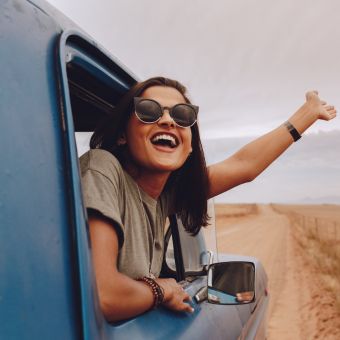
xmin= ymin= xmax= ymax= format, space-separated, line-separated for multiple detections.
xmin=0 ymin=1 xmax=269 ymax=339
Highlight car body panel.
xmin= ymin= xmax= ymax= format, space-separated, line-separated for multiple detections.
xmin=1 ymin=0 xmax=82 ymax=338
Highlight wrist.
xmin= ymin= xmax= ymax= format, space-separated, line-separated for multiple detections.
xmin=289 ymin=103 xmax=319 ymax=134
xmin=156 ymin=279 xmax=173 ymax=303
xmin=284 ymin=121 xmax=301 ymax=142
xmin=136 ymin=276 xmax=165 ymax=308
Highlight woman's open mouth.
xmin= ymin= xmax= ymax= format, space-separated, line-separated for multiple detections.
xmin=150 ymin=133 xmax=179 ymax=149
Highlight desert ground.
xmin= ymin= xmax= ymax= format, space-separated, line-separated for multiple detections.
xmin=215 ymin=203 xmax=340 ymax=340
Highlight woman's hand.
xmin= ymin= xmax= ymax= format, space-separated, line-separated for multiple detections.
xmin=156 ymin=278 xmax=194 ymax=313
xmin=88 ymin=215 xmax=194 ymax=321
xmin=300 ymin=91 xmax=336 ymax=122
xmin=288 ymin=90 xmax=336 ymax=136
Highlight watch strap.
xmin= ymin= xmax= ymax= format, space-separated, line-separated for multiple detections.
xmin=284 ymin=121 xmax=301 ymax=142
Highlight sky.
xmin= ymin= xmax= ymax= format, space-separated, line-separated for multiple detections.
xmin=48 ymin=0 xmax=340 ymax=203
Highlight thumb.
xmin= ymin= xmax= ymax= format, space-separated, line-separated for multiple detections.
xmin=305 ymin=90 xmax=319 ymax=101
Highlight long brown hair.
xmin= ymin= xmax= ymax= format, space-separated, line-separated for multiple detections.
xmin=90 ymin=77 xmax=209 ymax=234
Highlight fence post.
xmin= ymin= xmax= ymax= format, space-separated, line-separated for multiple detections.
xmin=335 ymin=221 xmax=338 ymax=241
xmin=315 ymin=217 xmax=318 ymax=238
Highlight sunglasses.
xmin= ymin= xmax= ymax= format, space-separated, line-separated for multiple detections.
xmin=134 ymin=97 xmax=198 ymax=128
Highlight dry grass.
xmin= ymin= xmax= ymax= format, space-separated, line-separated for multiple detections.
xmin=272 ymin=204 xmax=340 ymax=313
xmin=214 ymin=204 xmax=259 ymax=231
xmin=214 ymin=203 xmax=258 ymax=218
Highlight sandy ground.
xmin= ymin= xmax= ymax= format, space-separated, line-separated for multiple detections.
xmin=216 ymin=204 xmax=340 ymax=340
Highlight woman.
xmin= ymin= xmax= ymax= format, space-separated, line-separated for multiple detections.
xmin=80 ymin=77 xmax=336 ymax=322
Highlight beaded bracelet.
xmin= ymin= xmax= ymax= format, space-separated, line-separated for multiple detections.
xmin=136 ymin=276 xmax=165 ymax=308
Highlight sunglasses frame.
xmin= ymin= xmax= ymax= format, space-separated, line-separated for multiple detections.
xmin=134 ymin=97 xmax=198 ymax=128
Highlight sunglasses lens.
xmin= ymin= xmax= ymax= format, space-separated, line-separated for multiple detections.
xmin=172 ymin=104 xmax=197 ymax=127
xmin=134 ymin=98 xmax=197 ymax=127
xmin=135 ymin=99 xmax=161 ymax=123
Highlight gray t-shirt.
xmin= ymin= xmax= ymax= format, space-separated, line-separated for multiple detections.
xmin=79 ymin=149 xmax=170 ymax=279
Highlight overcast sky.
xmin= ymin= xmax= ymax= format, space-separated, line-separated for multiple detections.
xmin=48 ymin=0 xmax=340 ymax=203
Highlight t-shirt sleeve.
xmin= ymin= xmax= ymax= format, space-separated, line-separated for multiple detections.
xmin=81 ymin=163 xmax=125 ymax=248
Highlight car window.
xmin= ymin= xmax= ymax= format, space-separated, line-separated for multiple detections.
xmin=75 ymin=132 xmax=92 ymax=156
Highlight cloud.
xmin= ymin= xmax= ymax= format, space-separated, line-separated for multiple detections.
xmin=47 ymin=0 xmax=340 ymax=138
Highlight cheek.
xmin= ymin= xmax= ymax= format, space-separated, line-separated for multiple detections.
xmin=125 ymin=121 xmax=154 ymax=162
xmin=126 ymin=132 xmax=145 ymax=156
xmin=125 ymin=117 xmax=147 ymax=144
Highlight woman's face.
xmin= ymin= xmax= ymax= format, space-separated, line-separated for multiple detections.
xmin=123 ymin=86 xmax=193 ymax=175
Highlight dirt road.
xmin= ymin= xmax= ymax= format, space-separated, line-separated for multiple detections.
xmin=216 ymin=204 xmax=339 ymax=339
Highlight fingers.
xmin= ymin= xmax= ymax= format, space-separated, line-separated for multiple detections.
xmin=324 ymin=105 xmax=337 ymax=115
xmin=183 ymin=291 xmax=192 ymax=302
xmin=324 ymin=110 xmax=337 ymax=120
xmin=178 ymin=288 xmax=193 ymax=306
xmin=182 ymin=303 xmax=195 ymax=313
xmin=319 ymin=104 xmax=337 ymax=121
xmin=167 ymin=300 xmax=194 ymax=313
xmin=178 ymin=291 xmax=194 ymax=313
xmin=324 ymin=104 xmax=334 ymax=109
xmin=161 ymin=283 xmax=195 ymax=313
xmin=324 ymin=104 xmax=335 ymax=111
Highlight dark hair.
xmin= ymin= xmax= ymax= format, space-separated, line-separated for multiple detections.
xmin=90 ymin=76 xmax=209 ymax=234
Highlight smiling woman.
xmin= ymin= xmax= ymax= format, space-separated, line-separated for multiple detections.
xmin=80 ymin=76 xmax=336 ymax=322
xmin=80 ymin=77 xmax=209 ymax=321
xmin=88 ymin=77 xmax=209 ymax=233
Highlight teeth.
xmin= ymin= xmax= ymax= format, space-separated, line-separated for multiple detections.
xmin=151 ymin=134 xmax=177 ymax=147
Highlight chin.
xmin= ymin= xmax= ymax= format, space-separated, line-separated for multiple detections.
xmin=150 ymin=159 xmax=186 ymax=172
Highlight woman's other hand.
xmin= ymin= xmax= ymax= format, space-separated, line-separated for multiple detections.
xmin=303 ymin=91 xmax=337 ymax=121
xmin=156 ymin=278 xmax=194 ymax=313
xmin=290 ymin=91 xmax=337 ymax=131
xmin=89 ymin=215 xmax=194 ymax=321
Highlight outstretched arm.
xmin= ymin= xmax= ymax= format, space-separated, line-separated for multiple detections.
xmin=207 ymin=91 xmax=336 ymax=198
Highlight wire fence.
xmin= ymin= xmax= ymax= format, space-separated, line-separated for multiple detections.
xmin=270 ymin=205 xmax=340 ymax=243
xmin=282 ymin=210 xmax=340 ymax=243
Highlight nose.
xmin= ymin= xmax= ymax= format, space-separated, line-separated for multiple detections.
xmin=157 ymin=109 xmax=175 ymax=128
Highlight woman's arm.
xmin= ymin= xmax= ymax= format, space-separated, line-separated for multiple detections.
xmin=207 ymin=91 xmax=336 ymax=198
xmin=88 ymin=215 xmax=193 ymax=322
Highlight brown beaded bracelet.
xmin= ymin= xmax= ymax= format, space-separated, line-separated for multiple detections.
xmin=136 ymin=276 xmax=165 ymax=308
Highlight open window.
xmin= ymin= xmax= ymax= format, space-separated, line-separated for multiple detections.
xmin=58 ymin=33 xmax=136 ymax=155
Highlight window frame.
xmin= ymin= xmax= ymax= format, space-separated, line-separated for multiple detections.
xmin=57 ymin=30 xmax=137 ymax=338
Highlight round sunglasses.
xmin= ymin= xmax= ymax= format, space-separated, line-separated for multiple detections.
xmin=134 ymin=97 xmax=198 ymax=128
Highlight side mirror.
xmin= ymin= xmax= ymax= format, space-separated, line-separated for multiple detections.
xmin=207 ymin=261 xmax=255 ymax=305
